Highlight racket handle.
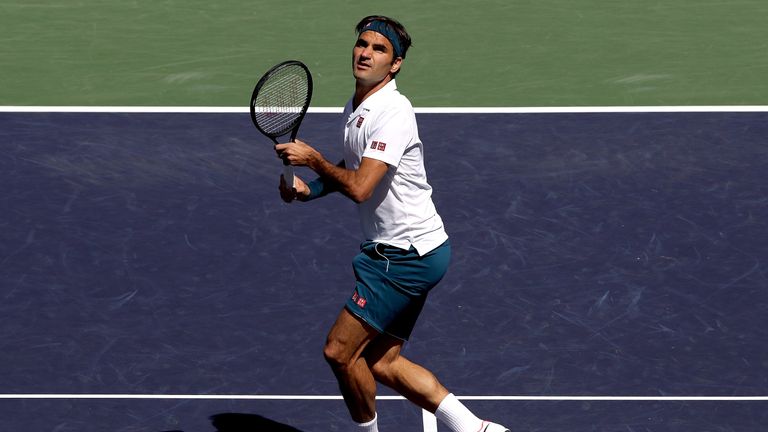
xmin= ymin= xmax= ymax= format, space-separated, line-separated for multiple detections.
xmin=283 ymin=164 xmax=295 ymax=189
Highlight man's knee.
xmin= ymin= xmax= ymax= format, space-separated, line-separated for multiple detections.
xmin=323 ymin=337 xmax=353 ymax=374
xmin=323 ymin=309 xmax=378 ymax=374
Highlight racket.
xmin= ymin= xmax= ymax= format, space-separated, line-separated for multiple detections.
xmin=249 ymin=60 xmax=313 ymax=189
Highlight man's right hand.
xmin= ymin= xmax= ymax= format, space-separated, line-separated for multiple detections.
xmin=279 ymin=174 xmax=310 ymax=203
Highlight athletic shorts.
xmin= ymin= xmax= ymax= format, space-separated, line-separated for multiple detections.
xmin=346 ymin=240 xmax=451 ymax=341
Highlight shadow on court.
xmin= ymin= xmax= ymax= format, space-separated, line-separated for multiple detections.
xmin=210 ymin=413 xmax=305 ymax=432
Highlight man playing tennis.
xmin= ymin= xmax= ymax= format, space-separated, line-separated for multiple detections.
xmin=275 ymin=15 xmax=509 ymax=432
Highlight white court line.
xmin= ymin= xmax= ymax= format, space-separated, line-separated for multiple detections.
xmin=0 ymin=394 xmax=765 ymax=400
xmin=415 ymin=106 xmax=768 ymax=114
xmin=2 ymin=106 xmax=768 ymax=114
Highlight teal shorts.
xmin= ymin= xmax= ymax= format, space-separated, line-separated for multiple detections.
xmin=346 ymin=240 xmax=451 ymax=341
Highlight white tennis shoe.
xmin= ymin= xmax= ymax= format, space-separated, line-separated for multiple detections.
xmin=479 ymin=420 xmax=510 ymax=432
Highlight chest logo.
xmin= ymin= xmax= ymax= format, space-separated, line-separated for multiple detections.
xmin=356 ymin=116 xmax=365 ymax=128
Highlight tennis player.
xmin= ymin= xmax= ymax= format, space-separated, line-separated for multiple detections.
xmin=275 ymin=15 xmax=510 ymax=432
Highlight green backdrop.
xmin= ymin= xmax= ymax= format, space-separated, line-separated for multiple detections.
xmin=2 ymin=0 xmax=766 ymax=107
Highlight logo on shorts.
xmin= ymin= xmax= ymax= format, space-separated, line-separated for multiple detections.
xmin=352 ymin=291 xmax=367 ymax=308
xmin=370 ymin=141 xmax=387 ymax=151
xmin=356 ymin=116 xmax=365 ymax=128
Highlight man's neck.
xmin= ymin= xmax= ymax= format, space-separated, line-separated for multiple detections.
xmin=353 ymin=75 xmax=393 ymax=110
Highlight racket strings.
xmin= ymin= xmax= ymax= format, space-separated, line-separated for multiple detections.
xmin=252 ymin=66 xmax=310 ymax=136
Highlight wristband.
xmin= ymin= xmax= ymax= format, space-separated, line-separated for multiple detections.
xmin=305 ymin=178 xmax=329 ymax=201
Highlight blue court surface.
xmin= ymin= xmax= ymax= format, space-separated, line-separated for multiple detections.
xmin=1 ymin=111 xmax=767 ymax=431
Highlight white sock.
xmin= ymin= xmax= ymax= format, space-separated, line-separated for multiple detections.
xmin=355 ymin=412 xmax=379 ymax=432
xmin=435 ymin=393 xmax=483 ymax=432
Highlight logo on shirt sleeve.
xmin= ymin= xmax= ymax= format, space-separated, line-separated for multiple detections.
xmin=370 ymin=140 xmax=387 ymax=151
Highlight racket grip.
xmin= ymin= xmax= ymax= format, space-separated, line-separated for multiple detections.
xmin=283 ymin=164 xmax=295 ymax=189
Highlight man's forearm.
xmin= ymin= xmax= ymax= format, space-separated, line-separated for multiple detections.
xmin=309 ymin=157 xmax=367 ymax=203
xmin=308 ymin=154 xmax=387 ymax=204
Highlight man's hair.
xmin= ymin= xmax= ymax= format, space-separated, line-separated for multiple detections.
xmin=355 ymin=15 xmax=412 ymax=60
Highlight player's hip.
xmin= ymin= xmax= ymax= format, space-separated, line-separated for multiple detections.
xmin=353 ymin=239 xmax=451 ymax=295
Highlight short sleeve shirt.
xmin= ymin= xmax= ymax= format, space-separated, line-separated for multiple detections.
xmin=342 ymin=80 xmax=448 ymax=255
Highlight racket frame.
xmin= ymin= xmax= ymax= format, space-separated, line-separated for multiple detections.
xmin=249 ymin=60 xmax=314 ymax=189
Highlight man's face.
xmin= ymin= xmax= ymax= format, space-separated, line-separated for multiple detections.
xmin=352 ymin=30 xmax=402 ymax=86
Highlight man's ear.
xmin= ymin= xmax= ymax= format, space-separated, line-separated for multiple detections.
xmin=390 ymin=57 xmax=403 ymax=74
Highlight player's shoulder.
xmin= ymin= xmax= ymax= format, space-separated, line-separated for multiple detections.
xmin=371 ymin=80 xmax=411 ymax=108
xmin=391 ymin=91 xmax=414 ymax=112
xmin=388 ymin=82 xmax=414 ymax=106
xmin=366 ymin=99 xmax=414 ymax=131
xmin=377 ymin=88 xmax=415 ymax=117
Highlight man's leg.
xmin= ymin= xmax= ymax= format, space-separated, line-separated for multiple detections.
xmin=365 ymin=334 xmax=510 ymax=432
xmin=364 ymin=333 xmax=449 ymax=412
xmin=323 ymin=307 xmax=380 ymax=423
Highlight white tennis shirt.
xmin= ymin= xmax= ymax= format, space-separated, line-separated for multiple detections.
xmin=342 ymin=80 xmax=448 ymax=255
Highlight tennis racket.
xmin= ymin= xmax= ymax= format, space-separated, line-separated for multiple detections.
xmin=249 ymin=60 xmax=313 ymax=189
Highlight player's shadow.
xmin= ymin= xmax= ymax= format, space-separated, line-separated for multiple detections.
xmin=210 ymin=413 xmax=305 ymax=432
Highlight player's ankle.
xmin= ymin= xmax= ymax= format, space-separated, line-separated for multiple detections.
xmin=435 ymin=393 xmax=483 ymax=432
xmin=355 ymin=412 xmax=379 ymax=432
